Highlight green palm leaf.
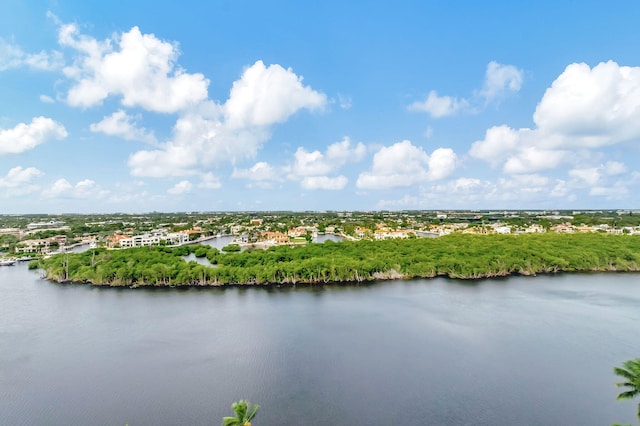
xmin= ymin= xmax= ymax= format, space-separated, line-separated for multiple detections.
xmin=613 ymin=358 xmax=640 ymax=423
xmin=222 ymin=400 xmax=260 ymax=426
xmin=222 ymin=417 xmax=241 ymax=426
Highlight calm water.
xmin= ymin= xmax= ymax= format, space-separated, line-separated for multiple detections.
xmin=1 ymin=261 xmax=639 ymax=425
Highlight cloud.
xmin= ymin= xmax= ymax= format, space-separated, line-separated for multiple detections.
xmin=129 ymin=61 xmax=327 ymax=178
xmin=286 ymin=137 xmax=365 ymax=189
xmin=232 ymin=161 xmax=281 ymax=182
xmin=59 ymin=24 xmax=209 ymax=112
xmin=502 ymin=147 xmax=568 ymax=174
xmin=569 ymin=167 xmax=601 ymax=186
xmin=290 ymin=137 xmax=365 ymax=177
xmin=231 ymin=137 xmax=365 ymax=190
xmin=469 ymin=125 xmax=522 ymax=166
xmin=198 ymin=172 xmax=222 ymax=189
xmin=0 ymin=166 xmax=43 ymax=187
xmin=89 ymin=110 xmax=156 ymax=143
xmin=42 ymin=178 xmax=73 ymax=198
xmin=0 ymin=117 xmax=68 ymax=155
xmin=74 ymin=179 xmax=96 ymax=197
xmin=427 ymin=148 xmax=458 ymax=180
xmin=470 ymin=61 xmax=640 ymax=174
xmin=167 ymin=180 xmax=193 ymax=195
xmin=337 ymin=94 xmax=352 ymax=109
xmin=401 ymin=174 xmax=560 ymax=208
xmin=478 ymin=61 xmax=524 ymax=102
xmin=408 ymin=91 xmax=468 ymax=118
xmin=589 ymin=185 xmax=629 ymax=199
xmin=0 ymin=38 xmax=63 ymax=71
xmin=40 ymin=178 xmax=104 ymax=199
xmin=300 ymin=175 xmax=348 ymax=190
xmin=533 ymin=61 xmax=640 ymax=147
xmin=604 ymin=161 xmax=626 ymax=175
xmin=224 ymin=60 xmax=327 ymax=128
xmin=568 ymin=161 xmax=628 ymax=187
xmin=410 ymin=61 xmax=523 ymax=118
xmin=39 ymin=95 xmax=55 ymax=104
xmin=0 ymin=166 xmax=43 ymax=196
xmin=356 ymin=140 xmax=457 ymax=189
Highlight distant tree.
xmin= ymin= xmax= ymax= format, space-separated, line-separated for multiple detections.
xmin=614 ymin=358 xmax=640 ymax=423
xmin=222 ymin=400 xmax=259 ymax=426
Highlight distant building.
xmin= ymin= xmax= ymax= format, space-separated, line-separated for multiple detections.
xmin=373 ymin=229 xmax=411 ymax=240
xmin=118 ymin=230 xmax=189 ymax=248
xmin=260 ymin=231 xmax=289 ymax=244
xmin=27 ymin=220 xmax=65 ymax=230
xmin=0 ymin=228 xmax=22 ymax=237
xmin=15 ymin=235 xmax=67 ymax=254
xmin=493 ymin=225 xmax=512 ymax=234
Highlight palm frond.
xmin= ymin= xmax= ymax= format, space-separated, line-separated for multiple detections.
xmin=616 ymin=390 xmax=640 ymax=400
xmin=614 ymin=367 xmax=635 ymax=381
xmin=233 ymin=401 xmax=248 ymax=420
xmin=223 ymin=400 xmax=259 ymax=426
xmin=616 ymin=381 xmax=635 ymax=388
xmin=222 ymin=417 xmax=240 ymax=426
xmin=245 ymin=403 xmax=260 ymax=421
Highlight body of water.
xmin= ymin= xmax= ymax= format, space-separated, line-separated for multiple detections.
xmin=1 ymin=261 xmax=638 ymax=425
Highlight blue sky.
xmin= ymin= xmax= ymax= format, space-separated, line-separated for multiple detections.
xmin=1 ymin=0 xmax=640 ymax=213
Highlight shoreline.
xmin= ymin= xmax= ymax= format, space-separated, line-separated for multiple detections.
xmin=42 ymin=267 xmax=640 ymax=289
xmin=36 ymin=233 xmax=640 ymax=289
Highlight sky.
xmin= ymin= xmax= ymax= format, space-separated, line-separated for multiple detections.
xmin=1 ymin=1 xmax=640 ymax=214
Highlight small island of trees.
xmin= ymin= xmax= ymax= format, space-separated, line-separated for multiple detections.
xmin=36 ymin=233 xmax=640 ymax=287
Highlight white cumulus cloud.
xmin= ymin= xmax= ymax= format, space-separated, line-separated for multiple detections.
xmin=232 ymin=162 xmax=281 ymax=182
xmin=129 ymin=61 xmax=328 ymax=178
xmin=408 ymin=91 xmax=468 ymax=118
xmin=470 ymin=61 xmax=640 ymax=175
xmin=59 ymin=24 xmax=209 ymax=112
xmin=41 ymin=178 xmax=103 ymax=199
xmin=300 ymin=175 xmax=348 ymax=190
xmin=0 ymin=117 xmax=68 ymax=155
xmin=290 ymin=137 xmax=365 ymax=178
xmin=427 ymin=148 xmax=458 ymax=180
xmin=198 ymin=173 xmax=222 ymax=189
xmin=569 ymin=167 xmax=602 ymax=186
xmin=469 ymin=125 xmax=523 ymax=166
xmin=42 ymin=178 xmax=73 ymax=198
xmin=0 ymin=166 xmax=43 ymax=196
xmin=478 ymin=61 xmax=524 ymax=102
xmin=167 ymin=180 xmax=193 ymax=195
xmin=533 ymin=61 xmax=640 ymax=147
xmin=287 ymin=137 xmax=366 ymax=189
xmin=231 ymin=137 xmax=365 ymax=190
xmin=0 ymin=38 xmax=63 ymax=71
xmin=604 ymin=161 xmax=626 ymax=175
xmin=39 ymin=95 xmax=55 ymax=104
xmin=90 ymin=110 xmax=156 ymax=143
xmin=410 ymin=61 xmax=523 ymax=118
xmin=0 ymin=166 xmax=43 ymax=187
xmin=224 ymin=60 xmax=326 ymax=128
xmin=356 ymin=140 xmax=457 ymax=189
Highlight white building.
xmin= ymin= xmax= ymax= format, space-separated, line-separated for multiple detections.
xmin=118 ymin=230 xmax=189 ymax=248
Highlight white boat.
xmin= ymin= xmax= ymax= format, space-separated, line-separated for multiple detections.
xmin=0 ymin=258 xmax=17 ymax=266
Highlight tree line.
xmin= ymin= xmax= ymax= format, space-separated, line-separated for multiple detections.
xmin=36 ymin=233 xmax=640 ymax=287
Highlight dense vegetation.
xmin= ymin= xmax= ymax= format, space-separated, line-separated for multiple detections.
xmin=38 ymin=233 xmax=640 ymax=287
